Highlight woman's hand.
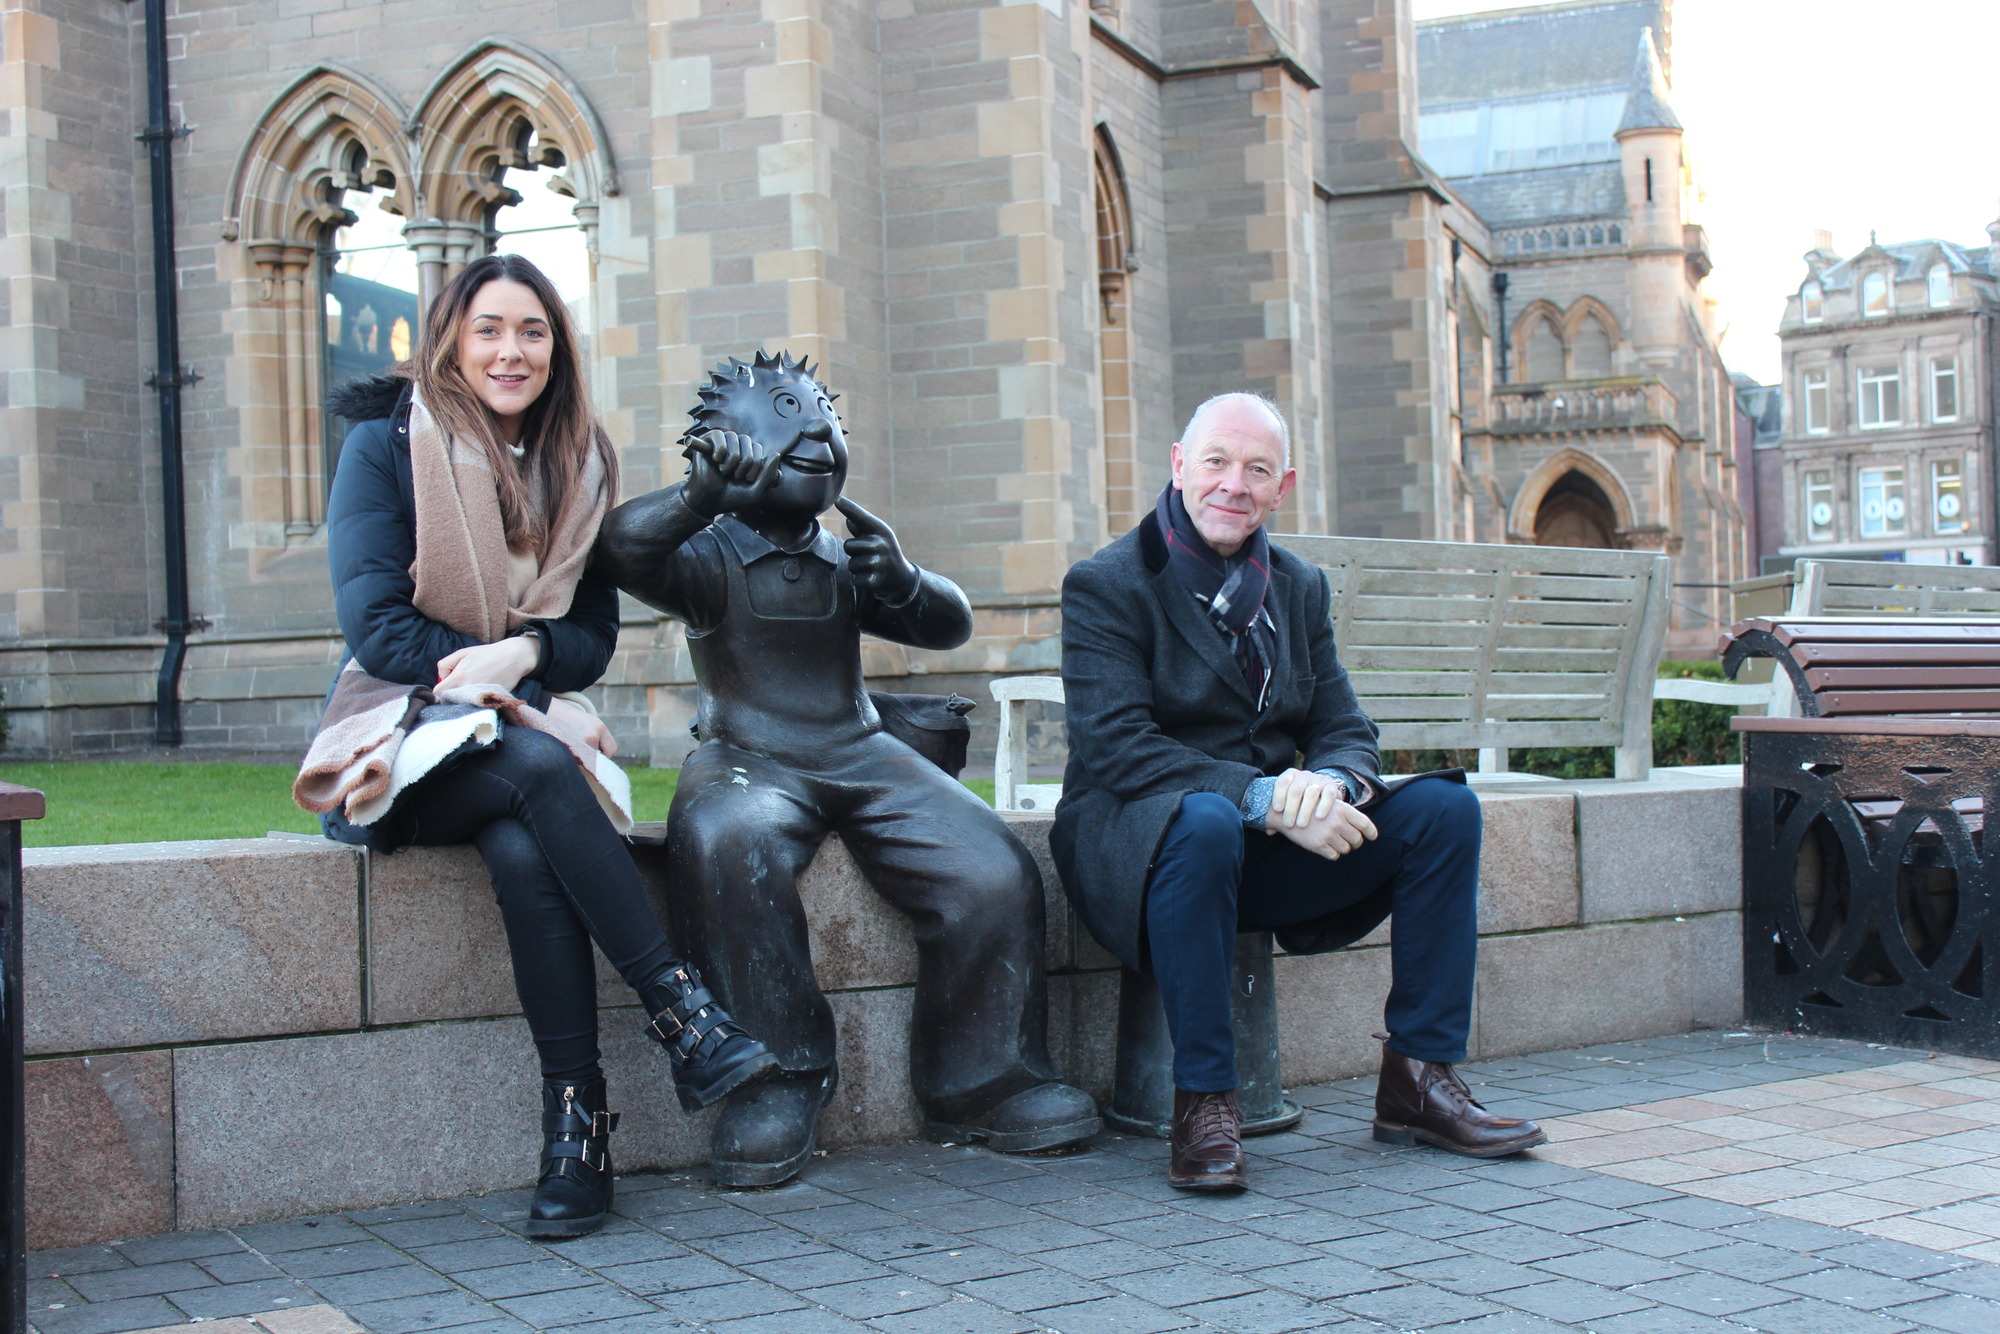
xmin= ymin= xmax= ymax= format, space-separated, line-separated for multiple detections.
xmin=548 ymin=698 xmax=618 ymax=756
xmin=435 ymin=637 xmax=539 ymax=694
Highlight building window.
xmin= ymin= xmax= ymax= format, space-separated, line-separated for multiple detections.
xmin=1929 ymin=263 xmax=1951 ymax=308
xmin=1857 ymin=465 xmax=1907 ymax=537
xmin=1856 ymin=366 xmax=1901 ymax=429
xmin=322 ymin=182 xmax=419 ymax=482
xmin=1803 ymin=367 xmax=1829 ymax=434
xmin=489 ymin=130 xmax=593 ymax=332
xmin=1931 ymin=356 xmax=1959 ymax=423
xmin=1933 ymin=458 xmax=1967 ymax=535
xmin=1862 ymin=271 xmax=1890 ymax=317
xmin=1804 ymin=469 xmax=1835 ymax=542
xmin=1802 ymin=282 xmax=1823 ymax=323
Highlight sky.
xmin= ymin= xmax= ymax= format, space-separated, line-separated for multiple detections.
xmin=1410 ymin=0 xmax=2000 ymax=384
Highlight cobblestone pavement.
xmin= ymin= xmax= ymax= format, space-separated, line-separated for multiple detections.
xmin=30 ymin=1032 xmax=2000 ymax=1334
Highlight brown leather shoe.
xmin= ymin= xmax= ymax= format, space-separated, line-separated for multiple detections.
xmin=1373 ymin=1046 xmax=1547 ymax=1158
xmin=1169 ymin=1088 xmax=1247 ymax=1191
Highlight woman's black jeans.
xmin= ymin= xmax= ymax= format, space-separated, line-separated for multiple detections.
xmin=400 ymin=726 xmax=679 ymax=1082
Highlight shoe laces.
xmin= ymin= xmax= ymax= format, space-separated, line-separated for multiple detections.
xmin=1181 ymin=1091 xmax=1240 ymax=1142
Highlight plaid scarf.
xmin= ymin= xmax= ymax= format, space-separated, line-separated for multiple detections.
xmin=1155 ymin=484 xmax=1277 ymax=708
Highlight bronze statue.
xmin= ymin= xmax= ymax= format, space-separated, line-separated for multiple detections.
xmin=595 ymin=352 xmax=1099 ymax=1186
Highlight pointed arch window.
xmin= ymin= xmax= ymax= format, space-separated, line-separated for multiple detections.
xmin=321 ymin=175 xmax=419 ymax=480
xmin=1093 ymin=127 xmax=1140 ymax=534
xmin=490 ymin=128 xmax=593 ymax=336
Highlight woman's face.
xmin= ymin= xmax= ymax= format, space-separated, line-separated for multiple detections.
xmin=455 ymin=279 xmax=553 ymax=439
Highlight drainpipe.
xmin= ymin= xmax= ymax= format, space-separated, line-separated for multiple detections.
xmin=141 ymin=0 xmax=200 ymax=744
xmin=1491 ymin=272 xmax=1511 ymax=384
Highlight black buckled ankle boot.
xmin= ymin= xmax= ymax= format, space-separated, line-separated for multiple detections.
xmin=638 ymin=964 xmax=779 ymax=1112
xmin=524 ymin=1078 xmax=618 ymax=1239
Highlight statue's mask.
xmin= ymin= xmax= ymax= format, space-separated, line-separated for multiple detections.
xmin=688 ymin=351 xmax=848 ymax=522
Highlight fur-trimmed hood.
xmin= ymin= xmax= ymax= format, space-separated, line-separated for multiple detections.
xmin=326 ymin=372 xmax=409 ymax=424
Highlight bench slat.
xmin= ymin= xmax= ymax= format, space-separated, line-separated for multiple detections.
xmin=1805 ymin=666 xmax=2000 ymax=689
xmin=1817 ymin=688 xmax=2000 ymax=716
xmin=1378 ymin=719 xmax=1623 ymax=747
xmin=1792 ymin=643 xmax=2000 ymax=666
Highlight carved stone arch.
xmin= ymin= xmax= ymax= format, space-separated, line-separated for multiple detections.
xmin=224 ymin=64 xmax=413 ymax=248
xmin=1509 ymin=447 xmax=1637 ymax=545
xmin=1513 ymin=300 xmax=1565 ymax=383
xmin=410 ymin=39 xmax=618 ymax=286
xmin=1093 ymin=124 xmax=1140 ymax=534
xmin=1565 ymin=296 xmax=1621 ymax=377
xmin=1562 ymin=295 xmax=1623 ymax=346
xmin=224 ymin=66 xmax=413 ymax=543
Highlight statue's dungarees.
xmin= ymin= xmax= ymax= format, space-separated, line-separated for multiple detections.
xmin=661 ymin=516 xmax=1059 ymax=1121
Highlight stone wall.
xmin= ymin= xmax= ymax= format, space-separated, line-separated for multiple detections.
xmin=24 ymin=771 xmax=1743 ymax=1246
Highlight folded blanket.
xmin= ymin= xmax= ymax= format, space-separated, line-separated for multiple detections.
xmin=294 ymin=662 xmax=633 ymax=833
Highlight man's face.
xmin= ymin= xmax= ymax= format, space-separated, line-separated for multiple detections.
xmin=1170 ymin=402 xmax=1296 ymax=556
xmin=711 ymin=368 xmax=850 ymax=521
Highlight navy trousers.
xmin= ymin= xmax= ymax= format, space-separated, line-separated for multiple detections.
xmin=1144 ymin=776 xmax=1481 ymax=1091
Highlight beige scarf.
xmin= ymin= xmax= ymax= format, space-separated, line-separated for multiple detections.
xmin=409 ymin=393 xmax=607 ymax=635
xmin=294 ymin=390 xmax=627 ymax=829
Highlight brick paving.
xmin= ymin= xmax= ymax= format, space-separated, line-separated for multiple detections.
xmin=30 ymin=1032 xmax=2000 ymax=1334
xmin=1536 ymin=1045 xmax=2000 ymax=1263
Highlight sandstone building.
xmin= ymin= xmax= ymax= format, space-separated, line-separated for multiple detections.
xmin=0 ymin=0 xmax=1743 ymax=759
xmin=1772 ymin=230 xmax=1998 ymax=566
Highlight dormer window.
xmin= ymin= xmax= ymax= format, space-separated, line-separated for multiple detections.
xmin=1862 ymin=272 xmax=1890 ymax=317
xmin=1801 ymin=282 xmax=1824 ymax=323
xmin=1929 ymin=263 xmax=1952 ymax=308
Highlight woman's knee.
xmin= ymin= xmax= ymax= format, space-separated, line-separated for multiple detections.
xmin=493 ymin=726 xmax=583 ymax=795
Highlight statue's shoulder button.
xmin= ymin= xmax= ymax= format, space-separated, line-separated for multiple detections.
xmin=782 ymin=559 xmax=802 ymax=581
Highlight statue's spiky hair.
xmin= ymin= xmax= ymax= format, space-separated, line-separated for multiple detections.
xmin=687 ymin=349 xmax=839 ymax=433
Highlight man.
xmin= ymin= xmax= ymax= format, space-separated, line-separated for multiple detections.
xmin=597 ymin=353 xmax=1099 ymax=1187
xmin=1052 ymin=393 xmax=1545 ymax=1191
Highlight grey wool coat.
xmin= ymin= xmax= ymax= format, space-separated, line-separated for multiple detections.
xmin=1051 ymin=512 xmax=1390 ymax=974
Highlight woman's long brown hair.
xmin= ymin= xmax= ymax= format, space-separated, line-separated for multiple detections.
xmin=412 ymin=253 xmax=617 ymax=554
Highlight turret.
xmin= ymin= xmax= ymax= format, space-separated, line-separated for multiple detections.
xmin=1616 ymin=27 xmax=1685 ymax=368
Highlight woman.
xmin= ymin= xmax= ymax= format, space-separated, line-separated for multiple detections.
xmin=295 ymin=254 xmax=774 ymax=1238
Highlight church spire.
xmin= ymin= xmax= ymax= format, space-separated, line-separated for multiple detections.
xmin=1615 ymin=27 xmax=1682 ymax=137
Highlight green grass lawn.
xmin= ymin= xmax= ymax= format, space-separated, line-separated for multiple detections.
xmin=0 ymin=761 xmax=999 ymax=848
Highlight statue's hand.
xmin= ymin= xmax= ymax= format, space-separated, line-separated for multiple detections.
xmin=836 ymin=497 xmax=920 ymax=604
xmin=681 ymin=429 xmax=781 ymax=517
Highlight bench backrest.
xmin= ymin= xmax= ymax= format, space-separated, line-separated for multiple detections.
xmin=1794 ymin=559 xmax=2000 ymax=617
xmin=1279 ymin=534 xmax=1672 ymax=779
xmin=1721 ymin=616 xmax=2000 ymax=718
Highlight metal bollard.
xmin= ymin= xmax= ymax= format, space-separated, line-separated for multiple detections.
xmin=1 ymin=782 xmax=46 ymax=1334
xmin=1105 ymin=931 xmax=1302 ymax=1139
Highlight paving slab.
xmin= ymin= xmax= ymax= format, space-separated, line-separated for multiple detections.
xmin=28 ymin=1031 xmax=2000 ymax=1334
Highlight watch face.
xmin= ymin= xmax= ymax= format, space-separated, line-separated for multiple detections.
xmin=1811 ymin=501 xmax=1833 ymax=528
xmin=1886 ymin=497 xmax=1906 ymax=522
xmin=1864 ymin=499 xmax=1884 ymax=522
xmin=1940 ymin=493 xmax=1962 ymax=519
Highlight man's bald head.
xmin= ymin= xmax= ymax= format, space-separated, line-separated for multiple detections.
xmin=1181 ymin=394 xmax=1289 ymax=471
xmin=1169 ymin=393 xmax=1297 ymax=557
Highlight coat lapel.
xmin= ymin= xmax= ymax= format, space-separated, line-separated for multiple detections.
xmin=1151 ymin=565 xmax=1257 ymax=707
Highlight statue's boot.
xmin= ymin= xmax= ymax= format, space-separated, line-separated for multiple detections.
xmin=925 ymin=1080 xmax=1101 ymax=1153
xmin=638 ymin=964 xmax=779 ymax=1112
xmin=711 ymin=1067 xmax=838 ymax=1188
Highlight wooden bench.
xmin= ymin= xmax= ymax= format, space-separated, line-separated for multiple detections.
xmin=1723 ymin=615 xmax=2000 ymax=1056
xmin=1792 ymin=558 xmax=2000 ymax=617
xmin=1720 ymin=616 xmax=2000 ymax=719
xmin=993 ymin=533 xmax=1675 ymax=810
